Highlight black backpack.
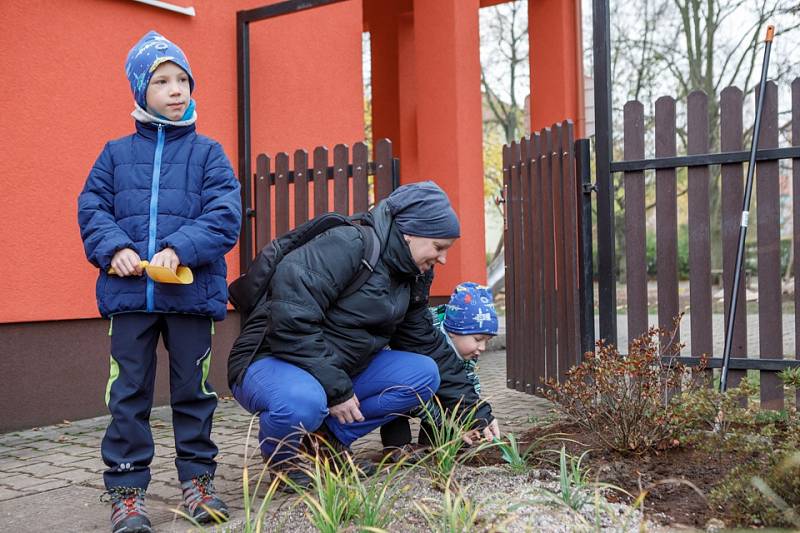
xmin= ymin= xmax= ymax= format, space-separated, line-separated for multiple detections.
xmin=228 ymin=212 xmax=382 ymax=316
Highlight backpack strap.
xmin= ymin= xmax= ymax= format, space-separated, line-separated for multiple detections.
xmin=339 ymin=223 xmax=381 ymax=298
xmin=234 ymin=214 xmax=381 ymax=386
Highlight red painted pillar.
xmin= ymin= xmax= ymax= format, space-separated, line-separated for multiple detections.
xmin=529 ymin=0 xmax=585 ymax=136
xmin=368 ymin=6 xmax=401 ymax=153
xmin=413 ymin=0 xmax=486 ymax=294
xmin=366 ymin=3 xmax=419 ymax=197
xmin=396 ymin=12 xmax=419 ymax=183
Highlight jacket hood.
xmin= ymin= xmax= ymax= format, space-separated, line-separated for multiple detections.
xmin=371 ymin=201 xmax=420 ymax=278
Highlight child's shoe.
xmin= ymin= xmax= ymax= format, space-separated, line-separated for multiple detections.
xmin=102 ymin=486 xmax=152 ymax=533
xmin=181 ymin=474 xmax=230 ymax=524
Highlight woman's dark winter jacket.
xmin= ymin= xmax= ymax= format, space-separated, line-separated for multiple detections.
xmin=227 ymin=201 xmax=492 ymax=424
xmin=77 ymin=121 xmax=241 ymax=320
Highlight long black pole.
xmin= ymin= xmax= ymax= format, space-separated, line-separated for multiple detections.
xmin=720 ymin=25 xmax=774 ymax=392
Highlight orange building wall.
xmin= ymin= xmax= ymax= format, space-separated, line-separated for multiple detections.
xmin=0 ymin=0 xmax=364 ymax=324
xmin=1 ymin=0 xmax=583 ymax=324
xmin=529 ymin=0 xmax=585 ymax=137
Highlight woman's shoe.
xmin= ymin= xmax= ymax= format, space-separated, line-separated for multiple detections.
xmin=382 ymin=443 xmax=430 ymax=464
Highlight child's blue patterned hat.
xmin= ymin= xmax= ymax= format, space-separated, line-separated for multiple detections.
xmin=443 ymin=282 xmax=498 ymax=336
xmin=125 ymin=31 xmax=194 ymax=110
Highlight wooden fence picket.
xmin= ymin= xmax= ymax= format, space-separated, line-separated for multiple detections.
xmin=375 ymin=139 xmax=393 ymax=202
xmin=687 ymin=90 xmax=713 ymax=380
xmin=333 ymin=144 xmax=349 ymax=215
xmin=519 ymin=137 xmax=533 ymax=392
xmin=623 ymin=101 xmax=648 ymax=344
xmin=313 ymin=147 xmax=329 ymax=217
xmin=655 ymin=96 xmax=680 ymax=347
xmin=559 ymin=122 xmax=581 ymax=373
xmin=275 ymin=152 xmax=290 ymax=236
xmin=756 ymin=82 xmax=783 ymax=410
xmin=352 ymin=142 xmax=369 ymax=212
xmin=529 ymin=133 xmax=546 ymax=384
xmin=294 ymin=149 xmax=309 ymax=226
xmin=255 ymin=154 xmax=271 ymax=253
xmin=720 ymin=86 xmax=748 ymax=395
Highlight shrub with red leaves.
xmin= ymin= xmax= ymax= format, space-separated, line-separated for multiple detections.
xmin=542 ymin=319 xmax=706 ymax=454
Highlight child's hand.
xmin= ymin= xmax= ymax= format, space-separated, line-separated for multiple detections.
xmin=461 ymin=429 xmax=481 ymax=446
xmin=461 ymin=418 xmax=501 ymax=446
xmin=111 ymin=248 xmax=143 ymax=277
xmin=150 ymin=247 xmax=180 ymax=272
xmin=482 ymin=418 xmax=501 ymax=441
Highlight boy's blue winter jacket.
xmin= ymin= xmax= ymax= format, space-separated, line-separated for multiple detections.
xmin=78 ymin=121 xmax=241 ymax=321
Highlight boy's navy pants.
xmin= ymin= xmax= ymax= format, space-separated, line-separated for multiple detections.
xmin=102 ymin=313 xmax=219 ymax=489
xmin=232 ymin=350 xmax=440 ymax=463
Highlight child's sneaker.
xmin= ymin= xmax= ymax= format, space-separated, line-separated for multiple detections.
xmin=102 ymin=486 xmax=152 ymax=533
xmin=180 ymin=474 xmax=230 ymax=524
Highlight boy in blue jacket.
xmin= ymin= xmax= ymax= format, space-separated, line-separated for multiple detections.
xmin=78 ymin=31 xmax=241 ymax=533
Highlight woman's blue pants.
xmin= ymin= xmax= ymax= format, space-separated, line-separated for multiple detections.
xmin=232 ymin=350 xmax=440 ymax=462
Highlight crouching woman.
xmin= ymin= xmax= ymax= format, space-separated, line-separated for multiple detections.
xmin=226 ymin=181 xmax=491 ymax=487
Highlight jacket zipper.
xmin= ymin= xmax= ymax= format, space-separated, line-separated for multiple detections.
xmin=146 ymin=124 xmax=165 ymax=312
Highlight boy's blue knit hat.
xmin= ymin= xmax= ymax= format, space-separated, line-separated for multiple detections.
xmin=125 ymin=30 xmax=194 ymax=110
xmin=443 ymin=282 xmax=499 ymax=336
xmin=386 ymin=181 xmax=461 ymax=239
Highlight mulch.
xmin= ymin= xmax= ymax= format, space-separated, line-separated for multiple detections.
xmin=465 ymin=422 xmax=752 ymax=528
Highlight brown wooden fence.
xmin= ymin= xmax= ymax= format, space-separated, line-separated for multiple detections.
xmin=240 ymin=138 xmax=399 ymax=266
xmin=502 ymin=120 xmax=588 ymax=393
xmin=613 ymin=79 xmax=800 ymax=409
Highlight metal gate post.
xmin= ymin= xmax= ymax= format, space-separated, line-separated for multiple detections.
xmin=592 ymin=0 xmax=617 ymax=345
xmin=576 ymin=139 xmax=596 ymax=358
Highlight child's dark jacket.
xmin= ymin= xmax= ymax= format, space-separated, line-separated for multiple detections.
xmin=78 ymin=121 xmax=241 ymax=320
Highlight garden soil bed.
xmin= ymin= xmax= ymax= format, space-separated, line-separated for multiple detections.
xmin=465 ymin=422 xmax=751 ymax=528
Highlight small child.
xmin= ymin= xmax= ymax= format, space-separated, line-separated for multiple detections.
xmin=78 ymin=31 xmax=241 ymax=532
xmin=380 ymin=282 xmax=500 ymax=460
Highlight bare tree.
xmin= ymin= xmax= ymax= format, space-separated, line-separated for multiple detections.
xmin=480 ymin=0 xmax=530 ymax=262
xmin=481 ymin=0 xmax=529 ymax=145
xmin=607 ymin=0 xmax=800 ymax=274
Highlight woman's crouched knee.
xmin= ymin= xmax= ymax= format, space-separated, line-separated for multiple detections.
xmin=267 ymin=384 xmax=328 ymax=432
xmin=414 ymin=355 xmax=441 ymax=402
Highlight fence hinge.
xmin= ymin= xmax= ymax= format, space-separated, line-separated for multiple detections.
xmin=496 ymin=188 xmax=507 ymax=230
xmin=246 ymin=207 xmax=256 ymax=219
xmin=582 ymin=183 xmax=598 ymax=194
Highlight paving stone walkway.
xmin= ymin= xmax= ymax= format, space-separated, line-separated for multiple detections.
xmin=0 ymin=348 xmax=550 ymax=532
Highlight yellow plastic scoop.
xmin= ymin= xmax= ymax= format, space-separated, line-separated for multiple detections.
xmin=108 ymin=261 xmax=194 ymax=285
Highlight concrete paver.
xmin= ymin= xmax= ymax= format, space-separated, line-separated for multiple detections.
xmin=0 ymin=348 xmax=550 ymax=532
